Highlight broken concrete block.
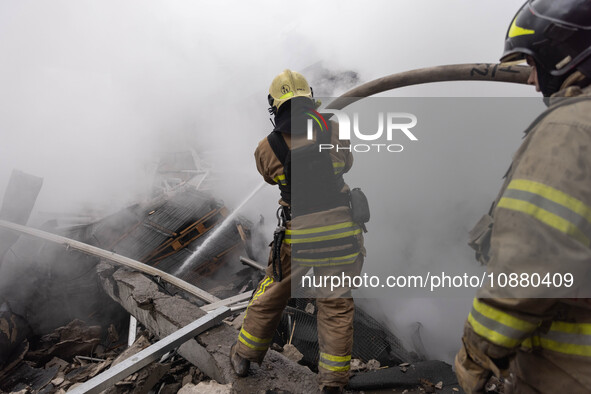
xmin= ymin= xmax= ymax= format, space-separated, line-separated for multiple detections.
xmin=350 ymin=358 xmax=366 ymax=371
xmin=182 ymin=373 xmax=193 ymax=387
xmin=178 ymin=381 xmax=234 ymax=394
xmin=366 ymin=359 xmax=380 ymax=370
xmin=282 ymin=344 xmax=303 ymax=363
xmin=99 ymin=265 xmax=318 ymax=393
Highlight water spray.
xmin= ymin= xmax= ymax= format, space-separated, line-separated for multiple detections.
xmin=175 ymin=181 xmax=267 ymax=275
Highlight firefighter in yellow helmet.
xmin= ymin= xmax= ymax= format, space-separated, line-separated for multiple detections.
xmin=230 ymin=69 xmax=365 ymax=393
xmin=456 ymin=1 xmax=591 ymax=393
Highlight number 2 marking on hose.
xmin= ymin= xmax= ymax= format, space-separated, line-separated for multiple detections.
xmin=470 ymin=64 xmax=490 ymax=77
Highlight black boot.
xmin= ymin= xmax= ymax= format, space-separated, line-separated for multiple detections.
xmin=230 ymin=342 xmax=250 ymax=377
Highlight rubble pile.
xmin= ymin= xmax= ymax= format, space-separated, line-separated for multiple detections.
xmin=0 ymin=315 xmax=213 ymax=394
xmin=0 ymin=165 xmax=458 ymax=393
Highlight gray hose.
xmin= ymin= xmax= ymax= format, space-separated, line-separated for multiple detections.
xmin=327 ymin=63 xmax=531 ymax=110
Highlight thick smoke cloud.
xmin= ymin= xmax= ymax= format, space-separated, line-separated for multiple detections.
xmin=0 ymin=0 xmax=541 ymax=362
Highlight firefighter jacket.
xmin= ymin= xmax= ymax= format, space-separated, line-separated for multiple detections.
xmin=237 ymin=104 xmax=365 ymax=388
xmin=456 ymin=84 xmax=591 ymax=393
xmin=255 ymin=106 xmax=364 ymax=268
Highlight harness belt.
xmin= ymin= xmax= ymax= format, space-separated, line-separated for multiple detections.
xmin=271 ymin=206 xmax=289 ymax=282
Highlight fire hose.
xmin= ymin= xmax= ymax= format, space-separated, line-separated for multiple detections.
xmin=327 ymin=63 xmax=530 ymax=110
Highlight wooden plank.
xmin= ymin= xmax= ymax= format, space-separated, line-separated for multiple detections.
xmin=0 ymin=219 xmax=220 ymax=304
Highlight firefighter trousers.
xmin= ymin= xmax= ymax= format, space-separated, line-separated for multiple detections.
xmin=236 ymin=241 xmax=364 ymax=388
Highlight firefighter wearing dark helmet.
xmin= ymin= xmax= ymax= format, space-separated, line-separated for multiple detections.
xmin=456 ymin=1 xmax=591 ymax=393
xmin=230 ymin=70 xmax=365 ymax=393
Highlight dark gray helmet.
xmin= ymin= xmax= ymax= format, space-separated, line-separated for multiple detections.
xmin=501 ymin=0 xmax=591 ymax=95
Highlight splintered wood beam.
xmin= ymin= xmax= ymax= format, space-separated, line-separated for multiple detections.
xmin=0 ymin=219 xmax=220 ymax=304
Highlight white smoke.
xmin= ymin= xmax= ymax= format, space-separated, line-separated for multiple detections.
xmin=0 ymin=0 xmax=541 ymax=362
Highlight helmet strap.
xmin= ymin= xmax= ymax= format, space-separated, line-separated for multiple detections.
xmin=560 ymin=71 xmax=588 ymax=90
xmin=537 ymin=63 xmax=568 ymax=97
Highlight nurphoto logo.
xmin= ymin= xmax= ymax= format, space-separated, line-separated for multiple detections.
xmin=306 ymin=109 xmax=418 ymax=153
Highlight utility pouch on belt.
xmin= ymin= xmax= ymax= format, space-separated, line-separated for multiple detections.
xmin=349 ymin=187 xmax=370 ymax=233
xmin=468 ymin=214 xmax=493 ymax=265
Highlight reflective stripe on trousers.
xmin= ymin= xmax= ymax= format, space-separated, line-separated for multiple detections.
xmin=239 ymin=327 xmax=272 ymax=351
xmin=240 ymin=276 xmax=274 ymax=350
xmin=522 ymin=320 xmax=591 ymax=357
xmin=318 ymin=352 xmax=351 ymax=372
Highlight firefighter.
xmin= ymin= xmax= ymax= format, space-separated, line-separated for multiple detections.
xmin=230 ymin=70 xmax=365 ymax=393
xmin=455 ymin=0 xmax=591 ymax=393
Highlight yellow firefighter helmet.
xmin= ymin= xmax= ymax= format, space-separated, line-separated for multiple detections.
xmin=268 ymin=69 xmax=313 ymax=113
